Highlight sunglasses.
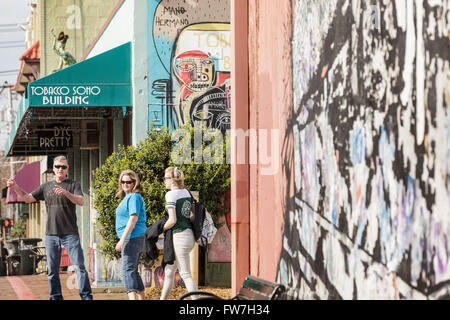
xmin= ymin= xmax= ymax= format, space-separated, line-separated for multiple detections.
xmin=54 ymin=165 xmax=68 ymax=169
xmin=163 ymin=176 xmax=171 ymax=181
xmin=121 ymin=180 xmax=135 ymax=185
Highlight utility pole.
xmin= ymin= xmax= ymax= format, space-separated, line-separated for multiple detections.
xmin=0 ymin=82 xmax=15 ymax=135
xmin=1 ymin=82 xmax=16 ymax=220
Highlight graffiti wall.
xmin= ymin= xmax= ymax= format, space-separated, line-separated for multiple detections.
xmin=147 ymin=0 xmax=231 ymax=131
xmin=278 ymin=0 xmax=450 ymax=299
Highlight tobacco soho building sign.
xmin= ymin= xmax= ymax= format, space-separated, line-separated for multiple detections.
xmin=29 ymin=85 xmax=103 ymax=106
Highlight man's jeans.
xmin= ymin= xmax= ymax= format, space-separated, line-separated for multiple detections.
xmin=45 ymin=234 xmax=93 ymax=300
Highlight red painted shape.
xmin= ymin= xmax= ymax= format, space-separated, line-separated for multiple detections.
xmin=6 ymin=276 xmax=36 ymax=300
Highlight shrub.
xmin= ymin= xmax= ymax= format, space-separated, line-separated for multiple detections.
xmin=10 ymin=217 xmax=27 ymax=239
xmin=93 ymin=126 xmax=230 ymax=260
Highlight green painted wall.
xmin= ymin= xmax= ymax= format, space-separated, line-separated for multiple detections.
xmin=207 ymin=263 xmax=231 ymax=287
xmin=113 ymin=119 xmax=123 ymax=153
xmin=40 ymin=0 xmax=118 ymax=76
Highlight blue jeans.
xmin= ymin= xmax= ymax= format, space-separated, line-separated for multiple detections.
xmin=122 ymin=236 xmax=145 ymax=293
xmin=46 ymin=234 xmax=93 ymax=300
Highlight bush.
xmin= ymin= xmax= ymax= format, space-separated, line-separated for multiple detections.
xmin=93 ymin=126 xmax=230 ymax=260
xmin=10 ymin=217 xmax=27 ymax=239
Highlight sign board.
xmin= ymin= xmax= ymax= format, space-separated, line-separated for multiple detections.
xmin=29 ymin=85 xmax=130 ymax=107
xmin=37 ymin=124 xmax=73 ymax=150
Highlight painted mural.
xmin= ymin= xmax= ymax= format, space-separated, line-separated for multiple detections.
xmin=147 ymin=0 xmax=231 ymax=132
xmin=208 ymin=214 xmax=232 ymax=263
xmin=278 ymin=0 xmax=450 ymax=299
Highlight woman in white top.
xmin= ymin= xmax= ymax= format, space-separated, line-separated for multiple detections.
xmin=160 ymin=167 xmax=199 ymax=300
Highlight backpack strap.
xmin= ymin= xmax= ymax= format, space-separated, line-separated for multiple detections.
xmin=187 ymin=190 xmax=196 ymax=203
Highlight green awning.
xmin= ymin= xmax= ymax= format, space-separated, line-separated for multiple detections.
xmin=5 ymin=42 xmax=132 ymax=156
xmin=29 ymin=41 xmax=131 ymax=107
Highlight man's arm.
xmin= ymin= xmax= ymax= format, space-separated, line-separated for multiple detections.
xmin=54 ymin=185 xmax=84 ymax=206
xmin=2 ymin=178 xmax=37 ymax=203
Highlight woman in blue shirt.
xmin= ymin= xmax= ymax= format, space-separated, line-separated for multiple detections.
xmin=115 ymin=169 xmax=147 ymax=300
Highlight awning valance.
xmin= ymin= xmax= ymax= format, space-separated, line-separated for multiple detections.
xmin=6 ymin=161 xmax=40 ymax=203
xmin=28 ymin=41 xmax=131 ymax=107
xmin=4 ymin=42 xmax=131 ymax=157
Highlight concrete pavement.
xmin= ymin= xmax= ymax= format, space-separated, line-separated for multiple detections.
xmin=0 ymin=272 xmax=129 ymax=300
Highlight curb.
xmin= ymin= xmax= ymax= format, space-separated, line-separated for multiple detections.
xmin=91 ymin=286 xmax=126 ymax=293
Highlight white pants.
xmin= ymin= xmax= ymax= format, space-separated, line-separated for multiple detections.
xmin=160 ymin=228 xmax=199 ymax=300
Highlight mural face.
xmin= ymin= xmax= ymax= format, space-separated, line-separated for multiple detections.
xmin=172 ymin=44 xmax=231 ymax=132
xmin=279 ymin=0 xmax=450 ymax=299
xmin=173 ymin=51 xmax=216 ymax=93
xmin=148 ymin=0 xmax=231 ymax=131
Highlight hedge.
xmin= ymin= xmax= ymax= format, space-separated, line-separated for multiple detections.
xmin=92 ymin=126 xmax=230 ymax=260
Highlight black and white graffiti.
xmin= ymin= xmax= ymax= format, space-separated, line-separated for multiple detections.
xmin=278 ymin=0 xmax=450 ymax=300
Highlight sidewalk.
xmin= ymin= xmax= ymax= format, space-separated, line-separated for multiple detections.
xmin=0 ymin=273 xmax=129 ymax=300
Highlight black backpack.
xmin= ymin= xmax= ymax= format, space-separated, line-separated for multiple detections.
xmin=187 ymin=190 xmax=206 ymax=243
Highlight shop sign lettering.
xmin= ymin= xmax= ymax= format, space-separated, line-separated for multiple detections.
xmin=38 ymin=125 xmax=73 ymax=149
xmin=30 ymin=85 xmax=101 ymax=106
